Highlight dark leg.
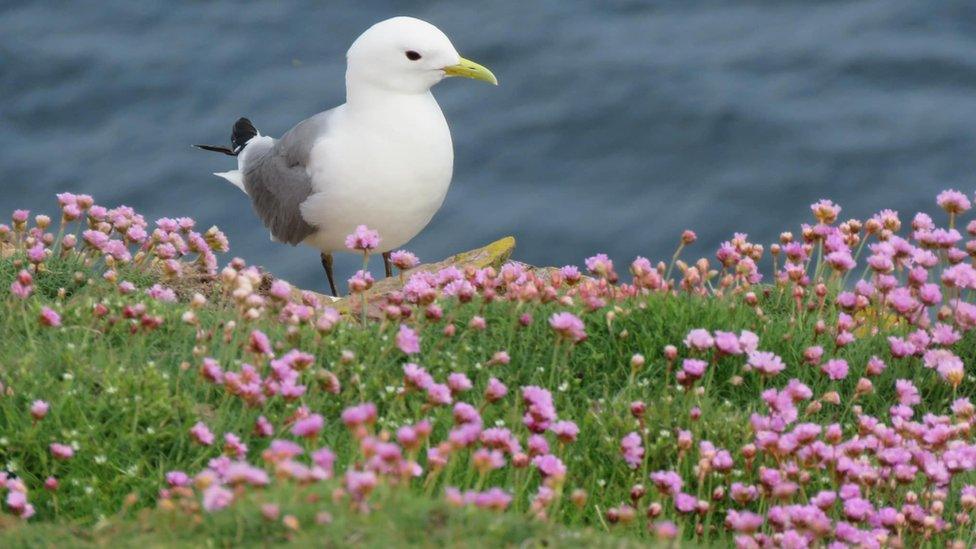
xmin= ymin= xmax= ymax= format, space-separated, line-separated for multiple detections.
xmin=320 ymin=252 xmax=338 ymax=296
xmin=382 ymin=251 xmax=393 ymax=278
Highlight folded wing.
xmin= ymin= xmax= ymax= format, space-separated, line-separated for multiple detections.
xmin=242 ymin=112 xmax=332 ymax=246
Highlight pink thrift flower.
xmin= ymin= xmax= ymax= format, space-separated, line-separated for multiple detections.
xmin=895 ymin=379 xmax=921 ymax=406
xmin=548 ymin=312 xmax=586 ymax=343
xmin=620 ymin=432 xmax=644 ymax=469
xmin=344 ymin=225 xmax=380 ymax=251
xmin=820 ymin=358 xmax=849 ymax=380
xmin=713 ymin=331 xmax=743 ymax=355
xmin=268 ymin=280 xmax=291 ymax=300
xmin=937 ymin=189 xmax=971 ymax=214
xmin=865 ymin=356 xmax=886 ymax=376
xmin=427 ymin=383 xmax=453 ymax=406
xmin=811 ymin=199 xmax=841 ymax=224
xmin=395 ymin=324 xmax=420 ymax=354
xmin=347 ymin=269 xmax=374 ymax=293
xmin=550 ymin=420 xmax=579 ymax=443
xmin=254 ymin=416 xmax=274 ymax=437
xmin=166 ymin=471 xmax=190 ymax=487
xmin=38 ymin=307 xmax=61 ymax=327
xmin=684 ymin=328 xmax=714 ymax=350
xmin=650 ymin=470 xmax=683 ymax=496
xmin=49 ymin=443 xmax=74 ymax=460
xmin=190 ymin=421 xmax=215 ymax=445
xmin=674 ymin=492 xmax=698 ymax=513
xmin=403 ymin=363 xmax=434 ymax=390
xmin=485 ymin=377 xmax=508 ymax=402
xmin=747 ymin=351 xmax=785 ymax=377
xmin=291 ymin=414 xmax=324 ymax=438
xmin=447 ymin=372 xmax=472 ymax=394
xmin=532 ymin=454 xmax=567 ymax=480
xmin=389 ymin=250 xmax=419 ymax=270
xmin=584 ymin=253 xmax=614 ymax=278
xmin=202 ymin=485 xmax=234 ymax=512
xmin=30 ymin=400 xmax=49 ymax=420
xmin=341 ymin=403 xmax=377 ymax=427
xmin=248 ymin=330 xmax=273 ymax=357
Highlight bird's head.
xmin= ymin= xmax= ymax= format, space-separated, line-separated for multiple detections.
xmin=346 ymin=16 xmax=497 ymax=95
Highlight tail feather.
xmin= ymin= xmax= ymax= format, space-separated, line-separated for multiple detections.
xmin=194 ymin=117 xmax=259 ymax=157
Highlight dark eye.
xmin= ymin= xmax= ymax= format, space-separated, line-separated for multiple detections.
xmin=405 ymin=50 xmax=422 ymax=61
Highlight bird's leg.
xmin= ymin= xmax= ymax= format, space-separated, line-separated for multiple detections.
xmin=320 ymin=253 xmax=338 ymax=297
xmin=382 ymin=251 xmax=393 ymax=278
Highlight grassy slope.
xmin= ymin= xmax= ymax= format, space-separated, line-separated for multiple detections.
xmin=0 ymin=253 xmax=974 ymax=546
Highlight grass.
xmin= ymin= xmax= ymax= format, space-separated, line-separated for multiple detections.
xmin=2 ymin=197 xmax=976 ymax=547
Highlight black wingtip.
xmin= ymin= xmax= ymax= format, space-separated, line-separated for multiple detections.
xmin=194 ymin=144 xmax=237 ymax=156
xmin=232 ymin=118 xmax=258 ymax=153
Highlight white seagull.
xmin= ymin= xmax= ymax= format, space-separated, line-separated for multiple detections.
xmin=196 ymin=16 xmax=497 ymax=295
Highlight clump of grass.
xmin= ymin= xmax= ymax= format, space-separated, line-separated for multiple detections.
xmin=0 ymin=191 xmax=975 ymax=546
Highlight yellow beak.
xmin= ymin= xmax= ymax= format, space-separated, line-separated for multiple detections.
xmin=443 ymin=57 xmax=498 ymax=85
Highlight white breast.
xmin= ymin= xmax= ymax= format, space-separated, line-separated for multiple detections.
xmin=300 ymin=93 xmax=454 ymax=253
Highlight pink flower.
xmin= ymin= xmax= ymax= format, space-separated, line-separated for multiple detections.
xmin=49 ymin=443 xmax=74 ymax=460
xmin=345 ymin=470 xmax=378 ymax=500
xmin=713 ymin=331 xmax=743 ymax=355
xmin=347 ymin=269 xmax=374 ymax=293
xmin=248 ymin=330 xmax=273 ymax=357
xmin=680 ymin=359 xmax=707 ymax=380
xmin=485 ymin=377 xmax=508 ymax=402
xmin=312 ymin=447 xmax=336 ymax=477
xmin=344 ymin=225 xmax=380 ymax=252
xmin=427 ymin=383 xmax=453 ymax=406
xmin=620 ymin=432 xmax=644 ymax=469
xmin=650 ymin=470 xmax=683 ymax=496
xmin=30 ymin=400 xmax=49 ymax=420
xmin=747 ymin=351 xmax=785 ymax=377
xmin=560 ymin=265 xmax=582 ymax=284
xmin=684 ymin=329 xmax=714 ymax=350
xmin=865 ymin=356 xmax=886 ymax=376
xmin=291 ymin=414 xmax=324 ymax=438
xmin=5 ymin=490 xmax=33 ymax=518
xmin=190 ymin=421 xmax=215 ymax=445
xmin=395 ymin=325 xmax=420 ymax=354
xmin=811 ymin=199 xmax=841 ymax=224
xmin=895 ymin=379 xmax=921 ymax=406
xmin=341 ymin=403 xmax=377 ymax=427
xmin=532 ymin=454 xmax=567 ymax=480
xmin=820 ymin=358 xmax=849 ymax=380
xmin=268 ymin=280 xmax=291 ymax=300
xmin=674 ymin=492 xmax=698 ymax=513
xmin=202 ymin=485 xmax=234 ymax=512
xmin=146 ymin=284 xmax=176 ymax=303
xmin=550 ymin=420 xmax=579 ymax=443
xmin=389 ymin=250 xmax=419 ymax=270
xmin=584 ymin=253 xmax=614 ymax=278
xmin=549 ymin=312 xmax=586 ymax=343
xmin=38 ymin=307 xmax=61 ymax=327
xmin=403 ymin=363 xmax=433 ymax=390
xmin=254 ymin=416 xmax=274 ymax=437
xmin=472 ymin=448 xmax=505 ymax=472
xmin=447 ymin=372 xmax=472 ymax=394
xmin=887 ymin=336 xmax=916 ymax=358
xmin=937 ymin=189 xmax=971 ymax=214
xmin=166 ymin=471 xmax=190 ymax=487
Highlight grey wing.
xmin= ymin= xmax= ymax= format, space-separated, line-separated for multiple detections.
xmin=241 ymin=112 xmax=332 ymax=246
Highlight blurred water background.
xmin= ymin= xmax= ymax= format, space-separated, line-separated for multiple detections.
xmin=3 ymin=1 xmax=976 ymax=289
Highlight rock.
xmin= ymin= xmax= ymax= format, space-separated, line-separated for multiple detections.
xmin=271 ymin=236 xmax=517 ymax=314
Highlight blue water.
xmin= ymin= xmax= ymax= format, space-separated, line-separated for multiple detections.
xmin=3 ymin=1 xmax=976 ymax=289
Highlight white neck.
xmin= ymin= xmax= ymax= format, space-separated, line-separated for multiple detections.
xmin=344 ymin=78 xmax=444 ymax=129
